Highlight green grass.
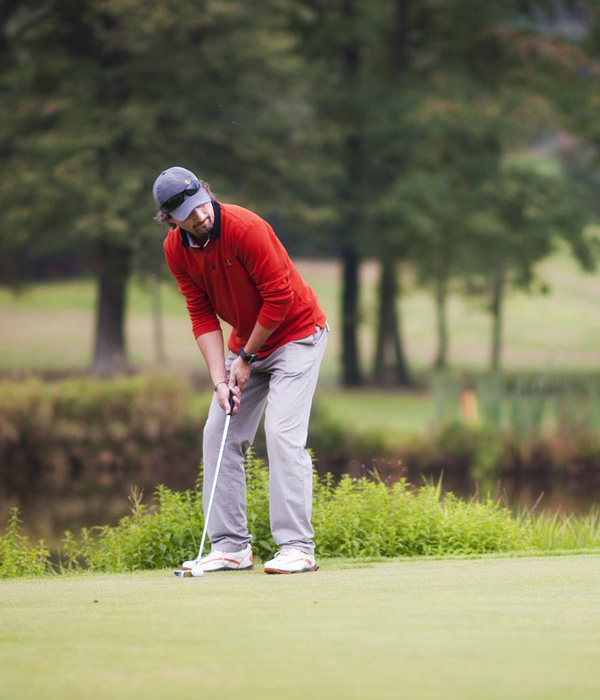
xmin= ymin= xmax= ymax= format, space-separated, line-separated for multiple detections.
xmin=315 ymin=387 xmax=433 ymax=438
xmin=2 ymin=556 xmax=600 ymax=699
xmin=1 ymin=250 xmax=600 ymax=378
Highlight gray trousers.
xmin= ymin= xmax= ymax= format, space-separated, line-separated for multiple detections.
xmin=202 ymin=325 xmax=328 ymax=555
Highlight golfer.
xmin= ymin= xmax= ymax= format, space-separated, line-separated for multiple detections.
xmin=153 ymin=166 xmax=328 ymax=574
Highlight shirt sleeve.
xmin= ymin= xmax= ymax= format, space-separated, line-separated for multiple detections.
xmin=234 ymin=220 xmax=294 ymax=330
xmin=163 ymin=241 xmax=221 ymax=339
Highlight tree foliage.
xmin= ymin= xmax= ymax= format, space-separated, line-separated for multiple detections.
xmin=1 ymin=0 xmax=315 ymax=373
xmin=0 ymin=0 xmax=598 ymax=377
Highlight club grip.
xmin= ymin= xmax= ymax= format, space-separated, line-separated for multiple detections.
xmin=228 ymin=389 xmax=235 ymax=415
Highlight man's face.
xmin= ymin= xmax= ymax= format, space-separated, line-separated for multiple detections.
xmin=168 ymin=202 xmax=215 ymax=245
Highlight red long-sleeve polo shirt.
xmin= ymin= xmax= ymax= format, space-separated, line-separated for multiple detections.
xmin=163 ymin=201 xmax=326 ymax=357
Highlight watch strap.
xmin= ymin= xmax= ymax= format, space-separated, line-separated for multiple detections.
xmin=239 ymin=347 xmax=258 ymax=364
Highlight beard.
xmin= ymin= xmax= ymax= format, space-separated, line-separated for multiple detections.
xmin=186 ymin=219 xmax=213 ymax=246
xmin=193 ymin=220 xmax=212 ymax=235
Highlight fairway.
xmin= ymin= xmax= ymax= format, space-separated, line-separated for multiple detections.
xmin=1 ymin=556 xmax=599 ymax=700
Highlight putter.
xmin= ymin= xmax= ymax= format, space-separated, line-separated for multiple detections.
xmin=174 ymin=390 xmax=235 ymax=578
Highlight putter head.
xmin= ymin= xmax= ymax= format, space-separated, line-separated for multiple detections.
xmin=173 ymin=565 xmax=204 ymax=578
xmin=173 ymin=569 xmax=193 ymax=578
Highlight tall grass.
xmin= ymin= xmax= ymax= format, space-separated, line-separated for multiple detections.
xmin=521 ymin=508 xmax=600 ymax=552
xmin=1 ymin=456 xmax=599 ymax=579
xmin=476 ymin=372 xmax=600 ymax=438
xmin=431 ymin=371 xmax=600 ymax=435
xmin=0 ymin=508 xmax=50 ymax=578
xmin=427 ymin=371 xmax=600 ymax=489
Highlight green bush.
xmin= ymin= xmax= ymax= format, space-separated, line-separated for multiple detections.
xmin=1 ymin=454 xmax=599 ymax=578
xmin=54 ymin=457 xmax=598 ymax=573
xmin=73 ymin=486 xmax=205 ymax=572
xmin=312 ymin=473 xmax=526 ymax=558
xmin=67 ymin=453 xmax=273 ymax=571
xmin=0 ymin=508 xmax=51 ymax=578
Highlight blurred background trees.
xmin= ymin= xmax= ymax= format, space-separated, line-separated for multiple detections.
xmin=1 ymin=0 xmax=599 ymax=382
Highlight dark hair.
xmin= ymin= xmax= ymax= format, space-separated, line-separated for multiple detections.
xmin=153 ymin=179 xmax=215 ymax=226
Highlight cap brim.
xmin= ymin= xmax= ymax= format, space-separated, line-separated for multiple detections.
xmin=169 ymin=187 xmax=211 ymax=222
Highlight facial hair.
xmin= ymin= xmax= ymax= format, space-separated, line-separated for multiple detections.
xmin=187 ymin=219 xmax=213 ymax=247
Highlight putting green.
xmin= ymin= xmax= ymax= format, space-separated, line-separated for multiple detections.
xmin=1 ymin=555 xmax=599 ymax=699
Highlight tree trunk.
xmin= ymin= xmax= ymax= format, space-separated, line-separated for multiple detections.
xmin=339 ymin=0 xmax=364 ymax=387
xmin=490 ymin=264 xmax=505 ymax=373
xmin=434 ymin=274 xmax=449 ymax=370
xmin=341 ymin=244 xmax=362 ymax=386
xmin=373 ymin=257 xmax=412 ymax=386
xmin=372 ymin=0 xmax=413 ymax=388
xmin=390 ymin=0 xmax=410 ymax=73
xmin=91 ymin=242 xmax=132 ymax=376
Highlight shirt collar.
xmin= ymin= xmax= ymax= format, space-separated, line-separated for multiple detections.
xmin=179 ymin=200 xmax=222 ymax=248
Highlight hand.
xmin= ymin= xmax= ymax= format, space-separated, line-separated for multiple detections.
xmin=215 ymin=382 xmax=241 ymax=415
xmin=229 ymin=356 xmax=252 ymax=393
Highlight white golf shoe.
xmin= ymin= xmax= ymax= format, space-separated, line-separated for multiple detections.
xmin=263 ymin=547 xmax=318 ymax=574
xmin=181 ymin=544 xmax=254 ymax=572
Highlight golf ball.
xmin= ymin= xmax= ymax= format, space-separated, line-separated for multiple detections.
xmin=191 ymin=565 xmax=204 ymax=577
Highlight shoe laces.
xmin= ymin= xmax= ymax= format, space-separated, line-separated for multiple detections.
xmin=274 ymin=547 xmax=301 ymax=561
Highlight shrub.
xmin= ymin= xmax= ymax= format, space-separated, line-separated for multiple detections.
xmin=57 ymin=458 xmax=538 ymax=572
xmin=70 ymin=486 xmax=205 ymax=573
xmin=0 ymin=508 xmax=51 ymax=578
xmin=313 ymin=473 xmax=526 ymax=558
xmin=2 ymin=456 xmax=599 ymax=579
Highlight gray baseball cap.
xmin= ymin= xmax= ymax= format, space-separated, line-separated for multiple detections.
xmin=152 ymin=166 xmax=211 ymax=221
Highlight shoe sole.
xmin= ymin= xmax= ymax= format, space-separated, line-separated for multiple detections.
xmin=263 ymin=565 xmax=319 ymax=575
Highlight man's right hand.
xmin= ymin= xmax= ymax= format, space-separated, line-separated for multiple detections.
xmin=229 ymin=355 xmax=252 ymax=392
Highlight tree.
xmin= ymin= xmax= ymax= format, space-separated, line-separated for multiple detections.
xmin=472 ymin=158 xmax=598 ymax=372
xmin=360 ymin=0 xmax=598 ymax=378
xmin=287 ymin=0 xmax=382 ymax=386
xmin=0 ymin=0 xmax=315 ymax=375
xmin=456 ymin=2 xmax=600 ymax=372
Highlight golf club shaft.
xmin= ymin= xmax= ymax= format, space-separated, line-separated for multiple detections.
xmin=197 ymin=391 xmax=234 ymax=559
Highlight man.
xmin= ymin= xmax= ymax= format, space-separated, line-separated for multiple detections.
xmin=153 ymin=166 xmax=328 ymax=574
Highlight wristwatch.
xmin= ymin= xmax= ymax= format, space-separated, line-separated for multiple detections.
xmin=239 ymin=347 xmax=258 ymax=364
